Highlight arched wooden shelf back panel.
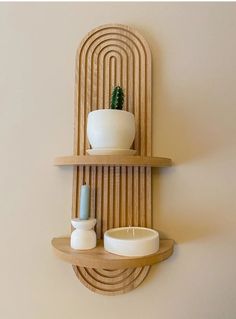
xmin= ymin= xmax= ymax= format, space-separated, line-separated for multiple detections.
xmin=73 ymin=24 xmax=153 ymax=295
xmin=52 ymin=24 xmax=174 ymax=295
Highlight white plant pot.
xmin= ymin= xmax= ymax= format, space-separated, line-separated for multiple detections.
xmin=87 ymin=109 xmax=135 ymax=149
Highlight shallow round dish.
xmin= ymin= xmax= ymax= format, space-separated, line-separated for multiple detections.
xmin=104 ymin=227 xmax=159 ymax=257
xmin=86 ymin=149 xmax=136 ymax=155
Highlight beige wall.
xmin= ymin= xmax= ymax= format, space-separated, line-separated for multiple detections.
xmin=1 ymin=2 xmax=236 ymax=319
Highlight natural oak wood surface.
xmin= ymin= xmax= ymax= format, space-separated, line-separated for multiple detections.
xmin=72 ymin=24 xmax=153 ymax=235
xmin=52 ymin=24 xmax=173 ymax=295
xmin=73 ymin=265 xmax=151 ymax=296
xmin=69 ymin=24 xmax=155 ymax=294
xmin=52 ymin=237 xmax=174 ymax=270
xmin=54 ymin=155 xmax=172 ymax=167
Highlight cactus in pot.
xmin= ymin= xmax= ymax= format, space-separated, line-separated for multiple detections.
xmin=87 ymin=85 xmax=135 ymax=151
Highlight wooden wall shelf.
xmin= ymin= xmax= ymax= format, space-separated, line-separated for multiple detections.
xmin=52 ymin=24 xmax=174 ymax=295
xmin=52 ymin=237 xmax=174 ymax=269
xmin=54 ymin=155 xmax=172 ymax=167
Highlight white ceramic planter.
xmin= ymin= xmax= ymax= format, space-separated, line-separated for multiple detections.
xmin=87 ymin=109 xmax=135 ymax=149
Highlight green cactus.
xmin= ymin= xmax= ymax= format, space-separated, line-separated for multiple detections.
xmin=110 ymin=86 xmax=124 ymax=110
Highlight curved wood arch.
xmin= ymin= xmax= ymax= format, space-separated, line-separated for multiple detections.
xmin=73 ymin=265 xmax=151 ymax=296
xmin=72 ymin=24 xmax=152 ymax=295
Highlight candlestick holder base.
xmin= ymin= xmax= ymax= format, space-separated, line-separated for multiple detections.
xmin=71 ymin=218 xmax=97 ymax=250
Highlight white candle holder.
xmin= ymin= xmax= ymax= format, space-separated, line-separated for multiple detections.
xmin=70 ymin=218 xmax=97 ymax=250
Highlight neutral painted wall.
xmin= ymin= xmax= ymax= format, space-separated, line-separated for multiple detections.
xmin=1 ymin=3 xmax=236 ymax=319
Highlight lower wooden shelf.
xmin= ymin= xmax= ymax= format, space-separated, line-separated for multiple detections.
xmin=51 ymin=237 xmax=174 ymax=270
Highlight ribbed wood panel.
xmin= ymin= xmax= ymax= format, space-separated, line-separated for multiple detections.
xmin=72 ymin=24 xmax=152 ymax=295
xmin=73 ymin=265 xmax=150 ymax=296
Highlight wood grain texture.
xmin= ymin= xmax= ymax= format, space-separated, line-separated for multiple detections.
xmin=52 ymin=238 xmax=174 ymax=269
xmin=66 ymin=24 xmax=170 ymax=295
xmin=73 ymin=265 xmax=151 ymax=295
xmin=54 ymin=155 xmax=172 ymax=167
xmin=72 ymin=25 xmax=152 ymax=235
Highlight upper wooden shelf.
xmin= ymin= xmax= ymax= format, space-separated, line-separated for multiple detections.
xmin=54 ymin=155 xmax=172 ymax=167
xmin=51 ymin=237 xmax=174 ymax=270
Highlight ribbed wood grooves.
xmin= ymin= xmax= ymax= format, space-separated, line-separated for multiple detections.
xmin=73 ymin=265 xmax=151 ymax=296
xmin=72 ymin=24 xmax=152 ymax=295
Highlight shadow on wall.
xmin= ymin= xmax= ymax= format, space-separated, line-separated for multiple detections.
xmin=152 ymin=162 xmax=222 ymax=244
xmin=126 ymin=25 xmax=225 ymax=245
xmin=141 ymin=24 xmax=229 ymax=163
xmin=153 ymin=105 xmax=229 ymax=165
xmin=136 ymin=245 xmax=180 ymax=291
xmin=157 ymin=212 xmax=220 ymax=244
xmin=141 ymin=28 xmax=226 ymax=246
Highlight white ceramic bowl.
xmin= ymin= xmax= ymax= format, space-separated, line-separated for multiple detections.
xmin=104 ymin=227 xmax=159 ymax=257
xmin=87 ymin=109 xmax=135 ymax=149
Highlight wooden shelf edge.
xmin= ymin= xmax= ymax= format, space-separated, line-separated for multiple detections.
xmin=54 ymin=155 xmax=172 ymax=167
xmin=51 ymin=237 xmax=174 ymax=270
